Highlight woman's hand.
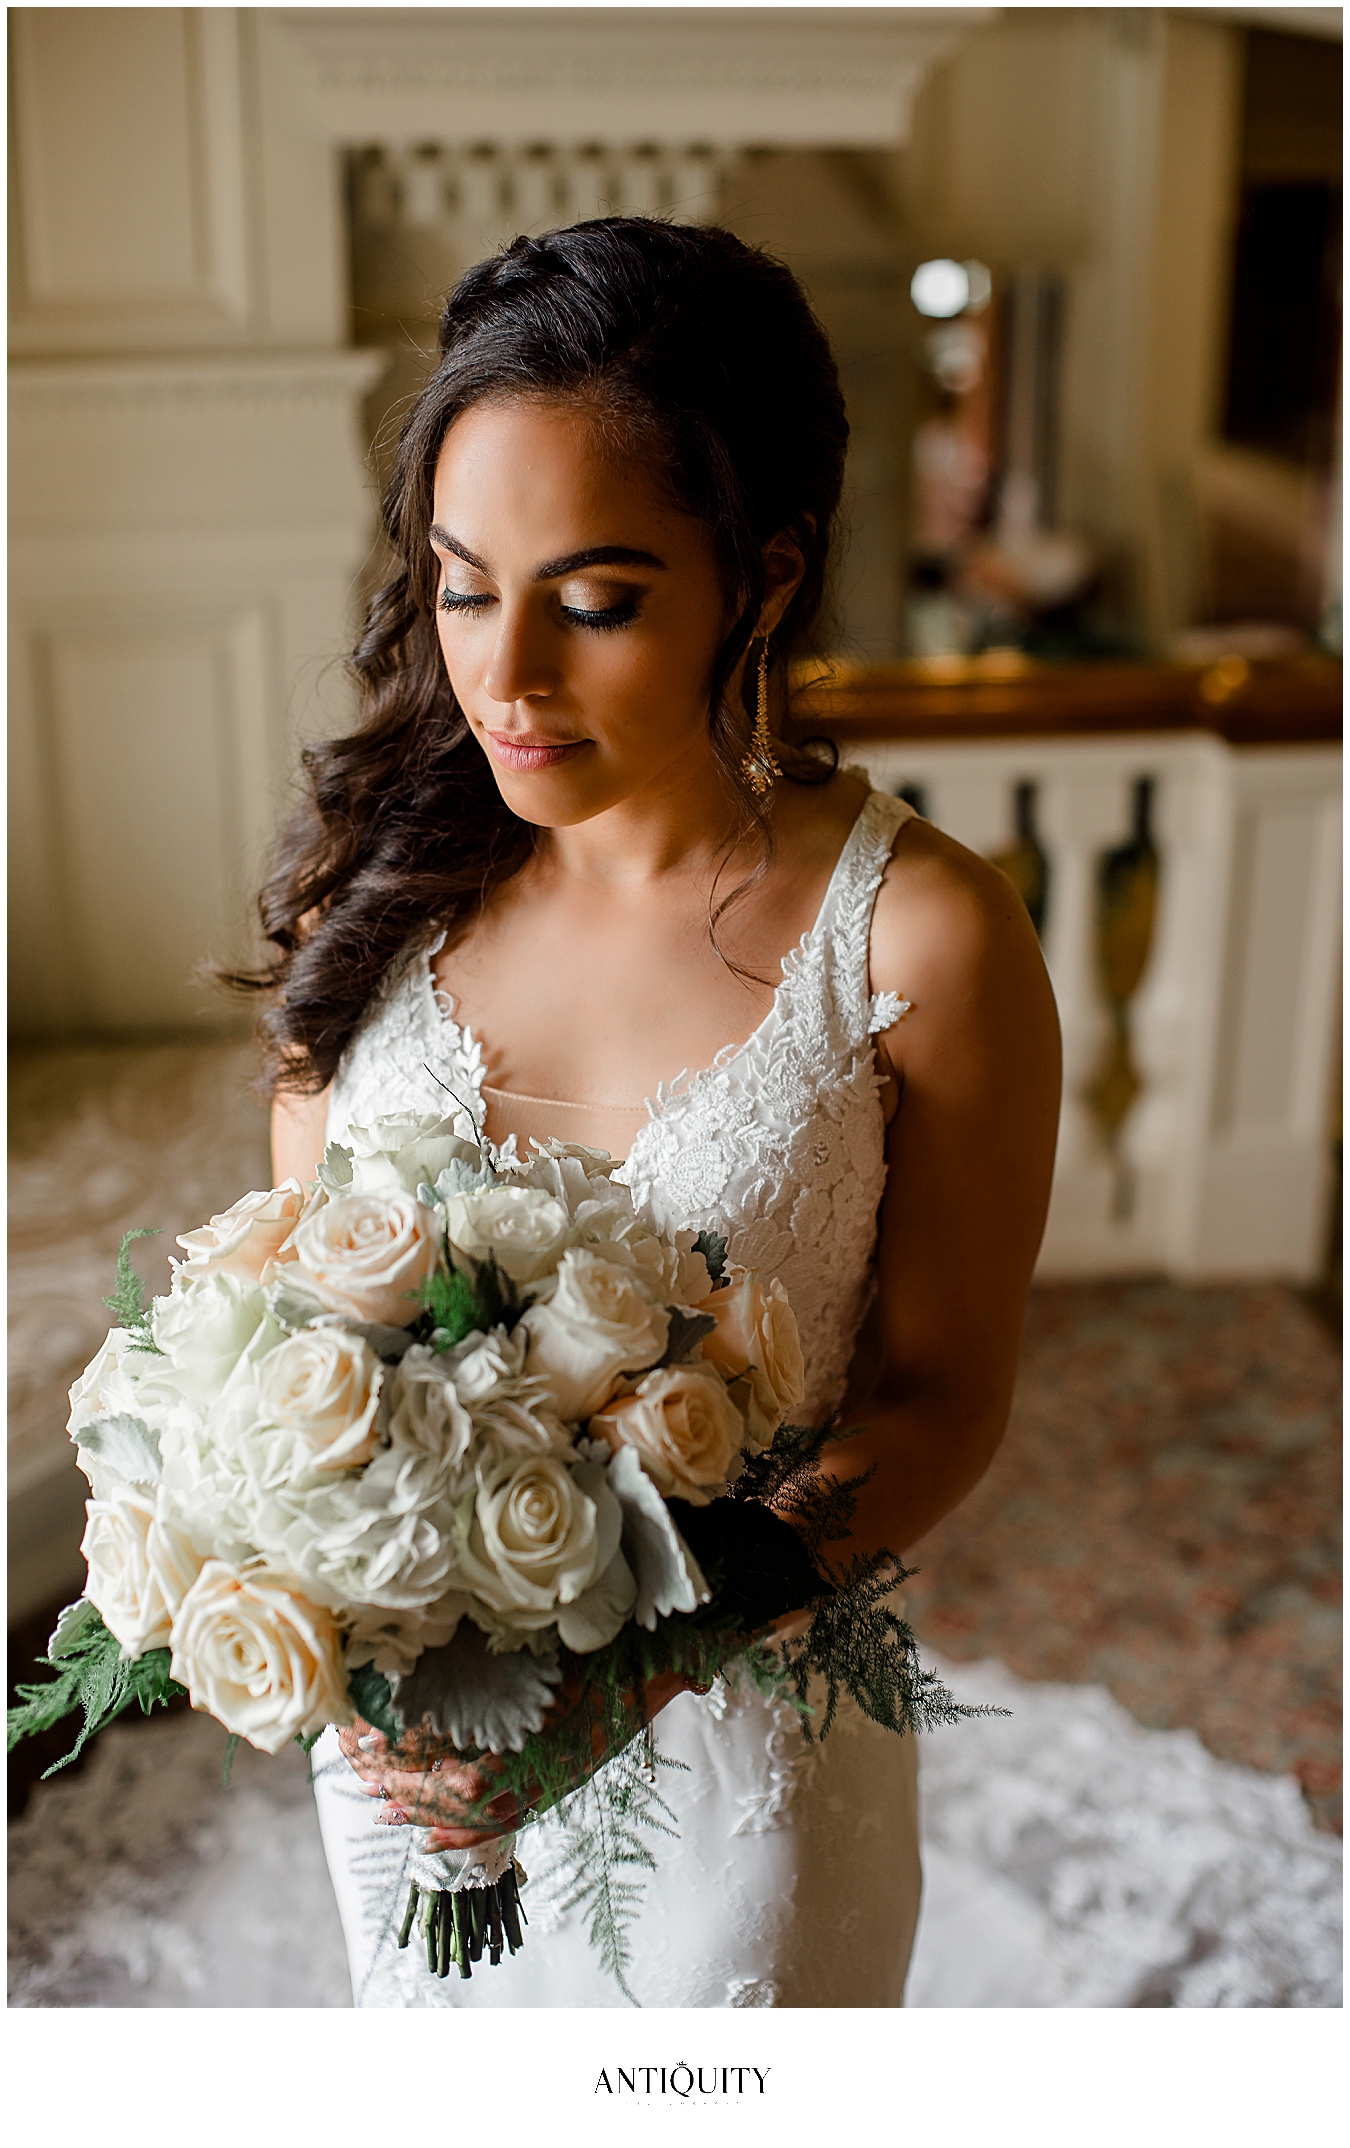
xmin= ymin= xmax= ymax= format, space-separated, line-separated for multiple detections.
xmin=339 ymin=1660 xmax=703 ymax=1852
xmin=338 ymin=1602 xmax=815 ymax=1850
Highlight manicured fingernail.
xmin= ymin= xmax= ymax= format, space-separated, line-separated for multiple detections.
xmin=357 ymin=1733 xmax=383 ymax=1751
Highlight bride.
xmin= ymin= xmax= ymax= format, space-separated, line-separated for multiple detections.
xmin=257 ymin=217 xmax=1060 ymax=2007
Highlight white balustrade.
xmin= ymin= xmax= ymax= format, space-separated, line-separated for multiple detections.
xmin=853 ymin=733 xmax=1341 ymax=1283
xmin=352 ymin=142 xmax=742 ymax=255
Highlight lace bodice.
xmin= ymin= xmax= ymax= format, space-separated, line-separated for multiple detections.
xmin=327 ymin=788 xmax=916 ymax=1423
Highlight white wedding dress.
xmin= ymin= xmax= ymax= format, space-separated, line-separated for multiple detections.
xmin=311 ymin=787 xmax=923 ymax=2007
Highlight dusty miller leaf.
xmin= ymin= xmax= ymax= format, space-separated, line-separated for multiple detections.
xmin=72 ymin=1413 xmax=162 ymax=1489
xmin=47 ymin=1597 xmax=98 ymax=1660
xmin=648 ymin=1308 xmax=716 ymax=1371
xmin=390 ymin=1623 xmax=563 ymax=1754
xmin=606 ymin=1446 xmax=709 ymax=1630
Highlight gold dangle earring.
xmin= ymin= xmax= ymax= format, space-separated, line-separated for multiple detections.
xmin=742 ymin=637 xmax=782 ymax=798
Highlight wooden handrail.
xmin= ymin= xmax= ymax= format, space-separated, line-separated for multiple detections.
xmin=790 ymin=654 xmax=1342 ymax=748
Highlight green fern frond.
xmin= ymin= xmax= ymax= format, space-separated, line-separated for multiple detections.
xmin=101 ymin=1227 xmax=163 ymax=1340
xmin=7 ymin=1605 xmax=186 ymax=1772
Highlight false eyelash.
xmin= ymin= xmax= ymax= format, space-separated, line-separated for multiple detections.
xmin=439 ymin=587 xmax=641 ymax=633
xmin=559 ymin=601 xmax=640 ymax=633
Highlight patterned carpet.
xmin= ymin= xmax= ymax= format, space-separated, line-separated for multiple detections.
xmin=903 ymin=1278 xmax=1342 ymax=1833
xmin=7 ymin=1037 xmax=271 ymax=1623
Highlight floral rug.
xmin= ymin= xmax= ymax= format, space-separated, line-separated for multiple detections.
xmin=901 ymin=1278 xmax=1342 ymax=1834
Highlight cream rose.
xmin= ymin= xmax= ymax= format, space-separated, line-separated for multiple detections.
xmin=696 ymin=1268 xmax=805 ymax=1449
xmin=443 ymin=1185 xmax=572 ymax=1285
xmin=255 ymin=1328 xmax=384 ymax=1472
xmin=81 ymin=1490 xmax=202 ymax=1656
xmin=386 ymin=1345 xmax=475 ymax=1472
xmin=168 ymin=1560 xmax=352 ymax=1752
xmin=291 ymin=1187 xmax=442 ymax=1327
xmin=175 ymin=1181 xmax=307 ymax=1284
xmin=68 ymin=1327 xmax=164 ymax=1440
xmin=455 ymin=1452 xmax=614 ymax=1629
xmin=588 ymin=1364 xmax=746 ymax=1505
xmin=150 ymin=1273 xmax=270 ymax=1404
xmin=517 ymin=1248 xmax=670 ymax=1423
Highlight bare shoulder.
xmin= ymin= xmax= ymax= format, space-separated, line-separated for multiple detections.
xmin=772 ymin=764 xmax=871 ymax=869
xmin=869 ymin=811 xmax=1060 ymax=1080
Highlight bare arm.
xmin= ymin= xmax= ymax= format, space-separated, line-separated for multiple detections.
xmin=271 ymin=1087 xmax=331 ymax=1187
xmin=803 ymin=817 xmax=1062 ymax=1561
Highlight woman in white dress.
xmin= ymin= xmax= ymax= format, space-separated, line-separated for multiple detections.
xmin=259 ymin=219 xmax=1061 ymax=2006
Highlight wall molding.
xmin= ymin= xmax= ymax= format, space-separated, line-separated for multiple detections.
xmin=276 ymin=5 xmax=993 ymax=148
xmin=8 ymin=346 xmax=387 ymax=414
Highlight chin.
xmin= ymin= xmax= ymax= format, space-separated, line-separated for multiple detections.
xmin=488 ymin=767 xmax=625 ymax=829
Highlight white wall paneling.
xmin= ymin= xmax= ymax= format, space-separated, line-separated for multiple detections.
xmin=855 ymin=735 xmax=1341 ymax=1283
xmin=8 ymin=349 xmax=386 ymax=1034
xmin=9 ymin=7 xmax=256 ymax=352
xmin=38 ymin=608 xmax=272 ymax=1030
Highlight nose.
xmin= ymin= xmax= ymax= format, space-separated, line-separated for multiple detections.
xmin=481 ymin=602 xmax=557 ymax=708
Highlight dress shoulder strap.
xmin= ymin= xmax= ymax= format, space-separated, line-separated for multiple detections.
xmin=808 ymin=788 xmax=917 ymax=1047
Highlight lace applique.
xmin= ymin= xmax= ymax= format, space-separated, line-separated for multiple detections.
xmin=868 ymin=991 xmax=911 ymax=1036
xmin=729 ymin=1692 xmax=823 ymax=1836
xmin=327 ymin=791 xmax=917 ymax=1425
xmin=726 ymin=1977 xmax=779 ymax=2006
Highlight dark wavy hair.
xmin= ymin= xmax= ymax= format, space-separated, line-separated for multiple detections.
xmin=238 ymin=216 xmax=849 ymax=1095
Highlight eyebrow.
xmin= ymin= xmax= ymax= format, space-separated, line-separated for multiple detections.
xmin=429 ymin=526 xmax=667 ymax=579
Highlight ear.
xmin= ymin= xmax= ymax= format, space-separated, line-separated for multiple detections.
xmin=757 ymin=527 xmax=808 ymax=637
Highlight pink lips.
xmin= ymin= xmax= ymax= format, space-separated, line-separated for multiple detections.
xmin=486 ymin=731 xmax=588 ymax=772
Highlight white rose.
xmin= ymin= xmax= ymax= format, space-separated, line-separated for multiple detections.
xmin=455 ymin=1452 xmax=617 ymax=1630
xmin=254 ymin=1328 xmax=384 ymax=1472
xmin=68 ymin=1327 xmax=160 ymax=1439
xmin=468 ymin=1389 xmax=573 ymax=1470
xmin=81 ymin=1490 xmax=202 ymax=1656
xmin=151 ymin=1405 xmax=259 ymax=1569
xmin=241 ymin=1436 xmax=462 ymax=1611
xmin=150 ymin=1273 xmax=270 ymax=1405
xmin=343 ymin=1113 xmax=481 ymax=1197
xmin=169 ymin=1560 xmax=352 ymax=1753
xmin=291 ymin=1187 xmax=442 ymax=1328
xmin=513 ymin=1145 xmax=627 ymax=1223
xmin=696 ymin=1268 xmax=805 ymax=1449
xmin=438 ymin=1323 xmax=528 ymax=1405
xmin=386 ymin=1345 xmax=475 ymax=1472
xmin=342 ymin=1596 xmax=466 ymax=1681
xmin=422 ymin=1323 xmax=570 ymax=1463
xmin=175 ymin=1181 xmax=307 ymax=1284
xmin=625 ymin=1227 xmax=713 ymax=1307
xmin=517 ymin=1249 xmax=670 ymax=1423
xmin=588 ymin=1364 xmax=746 ymax=1505
xmin=442 ymin=1185 xmax=571 ymax=1284
xmin=521 ymin=1138 xmax=620 ymax=1184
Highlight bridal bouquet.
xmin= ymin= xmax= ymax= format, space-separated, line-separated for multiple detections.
xmin=11 ymin=1113 xmax=972 ymax=1996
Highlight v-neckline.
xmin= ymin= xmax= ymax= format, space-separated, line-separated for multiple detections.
xmin=419 ymin=790 xmax=879 ymax=1159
